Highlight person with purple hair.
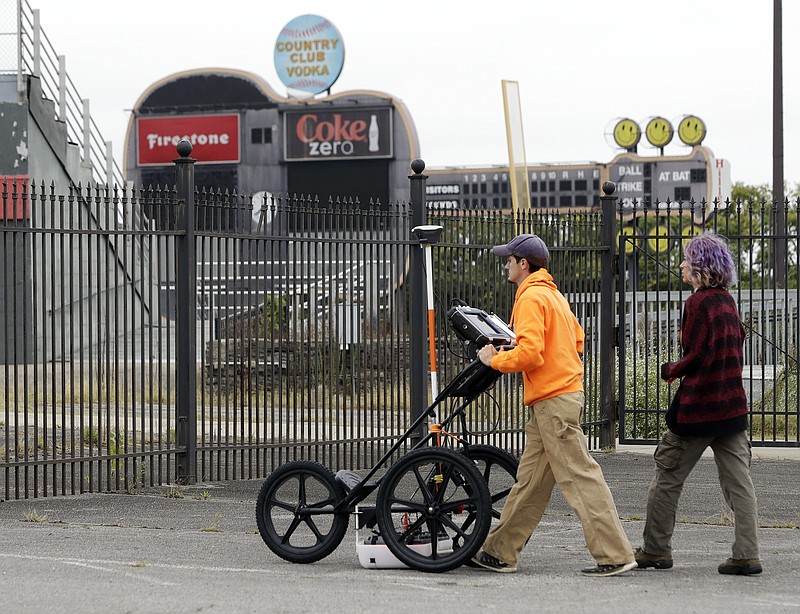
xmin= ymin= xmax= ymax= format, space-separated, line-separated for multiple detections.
xmin=635 ymin=232 xmax=762 ymax=576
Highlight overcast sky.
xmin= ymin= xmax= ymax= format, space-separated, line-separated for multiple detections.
xmin=22 ymin=0 xmax=800 ymax=189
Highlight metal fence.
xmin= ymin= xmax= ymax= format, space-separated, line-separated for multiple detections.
xmin=2 ymin=155 xmax=798 ymax=500
xmin=0 ymin=155 xmax=615 ymax=499
xmin=617 ymin=197 xmax=800 ymax=446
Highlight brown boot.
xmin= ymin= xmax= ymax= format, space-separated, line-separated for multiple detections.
xmin=634 ymin=547 xmax=673 ymax=570
xmin=718 ymin=558 xmax=762 ymax=575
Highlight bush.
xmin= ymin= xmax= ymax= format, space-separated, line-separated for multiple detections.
xmin=259 ymin=295 xmax=289 ymax=338
xmin=620 ymin=348 xmax=671 ymax=441
xmin=750 ymin=355 xmax=799 ymax=441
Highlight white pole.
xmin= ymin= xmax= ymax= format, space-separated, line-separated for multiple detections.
xmin=422 ymin=242 xmax=438 ymax=420
xmin=411 ymin=224 xmax=444 ymax=425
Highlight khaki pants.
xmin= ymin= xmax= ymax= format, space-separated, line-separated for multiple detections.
xmin=643 ymin=429 xmax=760 ymax=560
xmin=482 ymin=391 xmax=634 ymax=566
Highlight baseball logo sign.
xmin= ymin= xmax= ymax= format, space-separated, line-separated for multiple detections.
xmin=274 ymin=14 xmax=345 ymax=96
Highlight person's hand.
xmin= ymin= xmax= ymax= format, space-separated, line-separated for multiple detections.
xmin=477 ymin=343 xmax=498 ymax=367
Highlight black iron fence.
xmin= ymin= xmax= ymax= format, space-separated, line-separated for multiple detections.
xmin=617 ymin=197 xmax=799 ymax=446
xmin=1 ymin=152 xmax=798 ymax=500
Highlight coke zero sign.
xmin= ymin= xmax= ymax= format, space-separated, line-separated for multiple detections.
xmin=284 ymin=108 xmax=392 ymax=161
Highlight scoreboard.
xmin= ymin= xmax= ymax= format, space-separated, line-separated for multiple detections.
xmin=424 ymin=164 xmax=601 ymax=210
xmin=530 ymin=164 xmax=601 ymax=208
xmin=606 ymin=147 xmax=730 ymax=213
xmin=424 ymin=146 xmax=730 ymax=216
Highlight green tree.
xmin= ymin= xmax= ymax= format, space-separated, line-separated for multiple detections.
xmin=430 ymin=215 xmax=516 ymax=317
xmin=712 ymin=182 xmax=798 ymax=289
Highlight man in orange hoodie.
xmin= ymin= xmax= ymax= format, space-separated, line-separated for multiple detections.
xmin=470 ymin=234 xmax=635 ymax=577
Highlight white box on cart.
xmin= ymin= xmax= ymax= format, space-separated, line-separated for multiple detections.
xmin=356 ymin=534 xmax=454 ymax=569
xmin=355 ymin=506 xmax=453 ymax=569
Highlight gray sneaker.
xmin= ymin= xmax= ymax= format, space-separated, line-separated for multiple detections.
xmin=581 ymin=561 xmax=637 ymax=577
xmin=470 ymin=550 xmax=517 ymax=573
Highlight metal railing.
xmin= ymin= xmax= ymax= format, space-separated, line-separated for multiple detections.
xmin=0 ymin=156 xmax=614 ymax=499
xmin=2 ymin=158 xmax=798 ymax=500
xmin=7 ymin=0 xmax=124 ymax=187
xmin=617 ymin=197 xmax=800 ymax=445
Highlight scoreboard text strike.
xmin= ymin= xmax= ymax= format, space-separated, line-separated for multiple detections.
xmin=423 ymin=146 xmax=730 ymax=215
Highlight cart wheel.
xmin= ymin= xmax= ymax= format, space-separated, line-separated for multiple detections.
xmin=256 ymin=461 xmax=349 ymax=564
xmin=461 ymin=445 xmax=518 ymax=520
xmin=375 ymin=447 xmax=491 ymax=573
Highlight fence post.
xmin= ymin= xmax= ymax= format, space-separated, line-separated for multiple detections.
xmin=174 ymin=140 xmax=197 ymax=484
xmin=408 ymin=159 xmax=428 ymax=443
xmin=599 ymin=181 xmax=618 ymax=449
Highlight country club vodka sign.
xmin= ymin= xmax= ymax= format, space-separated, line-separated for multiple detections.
xmin=274 ymin=14 xmax=345 ymax=96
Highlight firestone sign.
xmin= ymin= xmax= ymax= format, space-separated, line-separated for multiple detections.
xmin=274 ymin=14 xmax=345 ymax=96
xmin=137 ymin=114 xmax=240 ymax=166
xmin=284 ymin=108 xmax=392 ymax=161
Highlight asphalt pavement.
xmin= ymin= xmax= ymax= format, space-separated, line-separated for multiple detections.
xmin=0 ymin=449 xmax=798 ymax=614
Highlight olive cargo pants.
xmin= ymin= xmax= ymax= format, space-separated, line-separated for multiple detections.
xmin=642 ymin=429 xmax=760 ymax=560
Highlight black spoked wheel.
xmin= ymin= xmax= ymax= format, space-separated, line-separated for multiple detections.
xmin=375 ymin=447 xmax=491 ymax=572
xmin=461 ymin=444 xmax=518 ymax=521
xmin=256 ymin=461 xmax=349 ymax=564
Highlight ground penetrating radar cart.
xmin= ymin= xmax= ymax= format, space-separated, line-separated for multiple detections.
xmin=255 ymin=302 xmax=519 ymax=572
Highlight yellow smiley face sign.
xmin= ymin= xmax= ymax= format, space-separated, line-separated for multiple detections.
xmin=647 ymin=224 xmax=671 ymax=254
xmin=613 ymin=118 xmax=641 ymax=150
xmin=677 ymin=115 xmax=706 ymax=146
xmin=681 ymin=224 xmax=704 ymax=247
xmin=645 ymin=117 xmax=674 ymax=148
xmin=617 ymin=225 xmax=637 ymax=255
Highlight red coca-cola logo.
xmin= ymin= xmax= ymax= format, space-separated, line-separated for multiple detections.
xmin=285 ymin=109 xmax=391 ymax=160
xmin=295 ymin=113 xmax=367 ymax=143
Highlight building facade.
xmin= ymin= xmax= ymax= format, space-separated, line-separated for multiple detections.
xmin=124 ymin=67 xmax=420 ymax=219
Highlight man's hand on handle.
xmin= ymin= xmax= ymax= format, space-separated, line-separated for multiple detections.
xmin=478 ymin=342 xmax=514 ymax=367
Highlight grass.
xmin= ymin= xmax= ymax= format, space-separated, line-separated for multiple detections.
xmin=24 ymin=509 xmax=47 ymax=523
xmin=750 ymin=361 xmax=799 ymax=440
xmin=620 ymin=347 xmax=799 ymax=442
xmin=200 ymin=513 xmax=223 ymax=532
xmin=1 ymin=379 xmax=181 ymax=411
xmin=127 ymin=461 xmax=148 ymax=494
xmin=0 ymin=369 xmax=414 ymax=415
xmin=679 ymin=517 xmax=800 ymax=530
xmin=749 ymin=413 xmax=799 ymax=441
